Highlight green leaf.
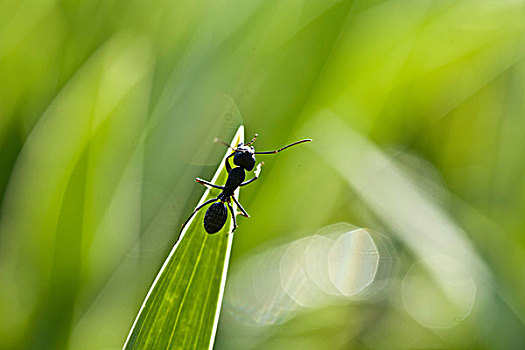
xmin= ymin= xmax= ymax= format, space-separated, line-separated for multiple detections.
xmin=123 ymin=126 xmax=244 ymax=349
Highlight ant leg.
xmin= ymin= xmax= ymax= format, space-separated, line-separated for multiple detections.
xmin=180 ymin=198 xmax=217 ymax=233
xmin=232 ymin=196 xmax=250 ymax=218
xmin=241 ymin=162 xmax=263 ymax=186
xmin=225 ymin=153 xmax=234 ymax=173
xmin=196 ymin=178 xmax=224 ymax=189
xmin=227 ymin=202 xmax=237 ymax=233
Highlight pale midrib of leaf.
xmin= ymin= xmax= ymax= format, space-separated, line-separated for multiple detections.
xmin=124 ymin=126 xmax=243 ymax=350
xmin=167 ymin=240 xmax=207 ymax=348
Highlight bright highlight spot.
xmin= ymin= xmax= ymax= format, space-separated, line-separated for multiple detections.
xmin=224 ymin=223 xmax=394 ymax=327
xmin=328 ymin=229 xmax=379 ymax=296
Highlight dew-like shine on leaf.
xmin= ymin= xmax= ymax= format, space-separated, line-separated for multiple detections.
xmin=124 ymin=126 xmax=244 ymax=350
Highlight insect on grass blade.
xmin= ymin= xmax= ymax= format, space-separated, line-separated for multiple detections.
xmin=124 ymin=126 xmax=244 ymax=350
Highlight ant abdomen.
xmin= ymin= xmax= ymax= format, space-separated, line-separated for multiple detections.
xmin=204 ymin=202 xmax=228 ymax=234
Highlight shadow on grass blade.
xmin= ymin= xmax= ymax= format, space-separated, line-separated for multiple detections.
xmin=124 ymin=126 xmax=244 ymax=349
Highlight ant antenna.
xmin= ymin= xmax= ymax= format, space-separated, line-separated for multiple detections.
xmin=214 ymin=137 xmax=235 ymax=150
xmin=255 ymin=138 xmax=312 ymax=154
xmin=244 ymin=133 xmax=258 ymax=146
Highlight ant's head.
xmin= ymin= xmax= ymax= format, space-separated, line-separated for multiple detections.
xmin=216 ymin=133 xmax=312 ymax=172
xmin=233 ymin=143 xmax=256 ymax=171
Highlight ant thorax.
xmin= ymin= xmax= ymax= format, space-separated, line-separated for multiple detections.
xmin=222 ymin=167 xmax=245 ymax=197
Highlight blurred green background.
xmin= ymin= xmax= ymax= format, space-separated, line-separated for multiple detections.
xmin=1 ymin=0 xmax=525 ymax=349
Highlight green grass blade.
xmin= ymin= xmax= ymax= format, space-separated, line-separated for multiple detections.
xmin=123 ymin=126 xmax=244 ymax=350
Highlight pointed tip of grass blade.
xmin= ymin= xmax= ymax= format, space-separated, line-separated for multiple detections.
xmin=177 ymin=125 xmax=244 ymax=241
xmin=124 ymin=126 xmax=244 ymax=350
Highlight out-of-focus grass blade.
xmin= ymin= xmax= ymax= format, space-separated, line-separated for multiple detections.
xmin=300 ymin=111 xmax=487 ymax=277
xmin=124 ymin=126 xmax=244 ymax=349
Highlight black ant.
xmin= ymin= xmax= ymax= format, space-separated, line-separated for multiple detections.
xmin=180 ymin=134 xmax=312 ymax=234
